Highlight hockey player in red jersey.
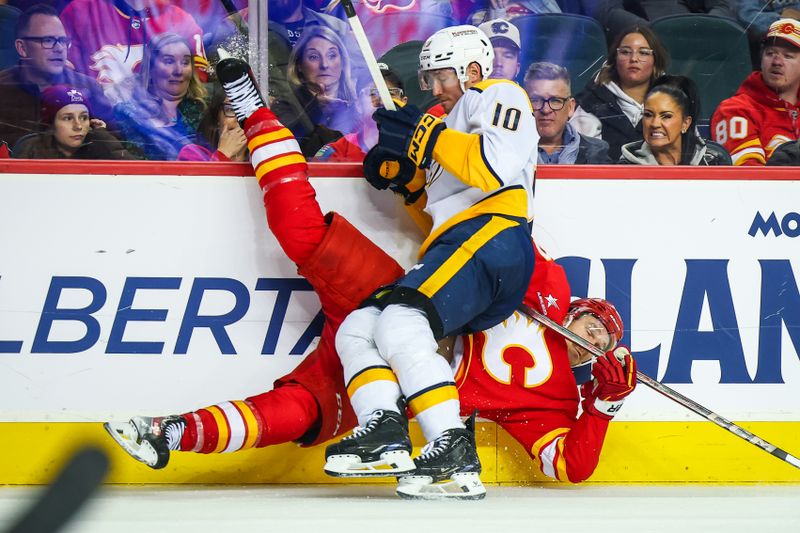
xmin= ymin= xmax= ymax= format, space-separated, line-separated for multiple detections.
xmin=104 ymin=59 xmax=636 ymax=499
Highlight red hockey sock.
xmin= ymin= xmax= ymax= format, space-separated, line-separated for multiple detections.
xmin=245 ymin=108 xmax=307 ymax=191
xmin=177 ymin=384 xmax=319 ymax=453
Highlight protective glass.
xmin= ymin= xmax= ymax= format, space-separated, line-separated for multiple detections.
xmin=617 ymin=47 xmax=654 ymax=59
xmin=418 ymin=68 xmax=459 ymax=91
xmin=21 ymin=36 xmax=72 ymax=49
xmin=368 ymin=87 xmax=404 ymax=99
xmin=529 ymin=96 xmax=572 ymax=111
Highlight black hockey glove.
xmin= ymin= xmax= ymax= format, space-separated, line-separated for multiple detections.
xmin=373 ymin=104 xmax=445 ymax=169
xmin=363 ymin=145 xmax=426 ymax=204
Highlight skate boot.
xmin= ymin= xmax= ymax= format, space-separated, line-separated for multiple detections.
xmin=324 ymin=410 xmax=415 ymax=477
xmin=216 ymin=57 xmax=267 ymax=126
xmin=103 ymin=415 xmax=185 ymax=469
xmin=396 ymin=414 xmax=485 ymax=500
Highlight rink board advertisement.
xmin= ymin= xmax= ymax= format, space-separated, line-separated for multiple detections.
xmin=1 ymin=164 xmax=798 ymax=484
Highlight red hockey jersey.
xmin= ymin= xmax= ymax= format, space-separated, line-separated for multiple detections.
xmin=61 ymin=0 xmax=209 ymax=94
xmin=455 ymin=248 xmax=610 ymax=483
xmin=711 ymin=72 xmax=800 ymax=165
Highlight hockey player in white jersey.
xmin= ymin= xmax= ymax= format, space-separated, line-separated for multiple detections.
xmin=326 ymin=25 xmax=539 ymax=499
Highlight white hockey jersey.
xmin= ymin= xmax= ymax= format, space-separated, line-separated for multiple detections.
xmin=421 ymin=79 xmax=538 ymax=253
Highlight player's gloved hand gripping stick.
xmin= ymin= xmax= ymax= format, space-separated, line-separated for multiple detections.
xmin=521 ymin=303 xmax=800 ymax=470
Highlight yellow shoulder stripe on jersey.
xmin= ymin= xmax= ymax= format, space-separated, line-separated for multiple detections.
xmin=471 ymin=78 xmax=520 ymax=93
xmin=433 ymin=129 xmax=504 ymax=192
xmin=418 ymin=187 xmax=527 ymax=256
xmin=730 ymin=137 xmax=763 ymax=152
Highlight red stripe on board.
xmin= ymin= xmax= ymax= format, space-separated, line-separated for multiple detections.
xmin=1 ymin=160 xmax=798 ymax=180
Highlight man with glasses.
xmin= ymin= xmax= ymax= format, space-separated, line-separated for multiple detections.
xmin=0 ymin=4 xmax=111 ymax=150
xmin=524 ymin=62 xmax=611 ymax=164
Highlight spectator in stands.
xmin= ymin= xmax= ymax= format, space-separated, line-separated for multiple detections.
xmin=0 ymin=4 xmax=111 ymax=148
xmin=620 ymin=75 xmax=731 ymax=165
xmin=523 ymin=62 xmax=611 ymax=164
xmin=478 ymin=18 xmax=521 ymax=81
xmin=599 ymin=0 xmax=737 ymax=41
xmin=711 ymin=18 xmax=800 ymax=165
xmin=459 ymin=0 xmax=561 ymax=25
xmin=314 ymin=63 xmax=407 ymax=162
xmin=575 ymin=26 xmax=668 ymax=160
xmin=268 ymin=0 xmax=351 ymax=48
xmin=766 ymin=139 xmax=800 ymax=165
xmin=11 ymin=85 xmax=130 ymax=159
xmin=271 ymin=25 xmax=358 ymax=158
xmin=113 ymin=32 xmax=207 ymax=161
xmin=177 ymin=90 xmax=248 ymax=162
xmin=737 ymin=0 xmax=800 ymax=40
xmin=60 ymin=0 xmax=208 ymax=104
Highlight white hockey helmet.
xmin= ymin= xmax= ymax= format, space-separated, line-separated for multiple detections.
xmin=419 ymin=25 xmax=494 ymax=90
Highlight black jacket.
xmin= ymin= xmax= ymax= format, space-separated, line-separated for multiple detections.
xmin=575 ymin=83 xmax=642 ymax=161
xmin=576 ymin=134 xmax=613 ymax=164
xmin=766 ymin=141 xmax=800 ymax=166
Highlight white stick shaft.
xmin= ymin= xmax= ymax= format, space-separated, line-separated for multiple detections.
xmin=341 ymin=0 xmax=396 ymax=111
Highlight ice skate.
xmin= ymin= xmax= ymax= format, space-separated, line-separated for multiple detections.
xmin=216 ymin=57 xmax=267 ymax=125
xmin=324 ymin=410 xmax=415 ymax=477
xmin=396 ymin=415 xmax=485 ymax=500
xmin=103 ymin=415 xmax=184 ymax=470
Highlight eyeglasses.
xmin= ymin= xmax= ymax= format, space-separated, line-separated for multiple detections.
xmin=20 ymin=36 xmax=72 ymax=49
xmin=368 ymin=87 xmax=404 ymax=99
xmin=529 ymin=96 xmax=571 ymax=111
xmin=222 ymin=103 xmax=236 ymax=117
xmin=617 ymin=47 xmax=654 ymax=59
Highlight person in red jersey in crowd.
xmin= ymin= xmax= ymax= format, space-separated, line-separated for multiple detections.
xmin=105 ymin=59 xmax=636 ymax=500
xmin=60 ymin=0 xmax=209 ymax=104
xmin=711 ymin=18 xmax=800 ymax=165
xmin=313 ymin=63 xmax=407 ymax=162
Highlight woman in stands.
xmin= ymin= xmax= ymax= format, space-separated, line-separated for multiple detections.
xmin=177 ymin=90 xmax=248 ymax=162
xmin=271 ymin=25 xmax=359 ymax=158
xmin=575 ymin=26 xmax=669 ymax=160
xmin=12 ymin=85 xmax=130 ymax=160
xmin=619 ymin=75 xmax=731 ymax=166
xmin=114 ymin=32 xmax=207 ymax=160
xmin=313 ymin=64 xmax=407 ymax=162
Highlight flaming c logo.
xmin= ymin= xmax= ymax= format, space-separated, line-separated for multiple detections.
xmin=363 ymin=0 xmax=416 ymax=14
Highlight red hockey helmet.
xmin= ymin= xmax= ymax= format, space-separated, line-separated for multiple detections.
xmin=566 ymin=298 xmax=624 ymax=351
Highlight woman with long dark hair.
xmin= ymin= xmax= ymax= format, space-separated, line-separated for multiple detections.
xmin=618 ymin=75 xmax=731 ymax=165
xmin=575 ymin=25 xmax=669 ymax=160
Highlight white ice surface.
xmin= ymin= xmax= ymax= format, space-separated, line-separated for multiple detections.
xmin=0 ymin=484 xmax=798 ymax=533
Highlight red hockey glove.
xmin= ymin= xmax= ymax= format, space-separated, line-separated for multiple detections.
xmin=581 ymin=346 xmax=637 ymax=420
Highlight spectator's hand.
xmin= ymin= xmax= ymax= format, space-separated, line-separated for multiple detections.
xmin=217 ymin=122 xmax=247 ymax=159
xmin=309 ymin=82 xmax=349 ymax=113
xmin=781 ymin=7 xmax=800 ymax=19
xmin=90 ymin=119 xmax=107 ymax=129
xmin=581 ymin=346 xmax=637 ymax=420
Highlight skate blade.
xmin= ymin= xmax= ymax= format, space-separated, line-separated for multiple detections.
xmin=103 ymin=422 xmax=159 ymax=468
xmin=395 ymin=472 xmax=486 ymax=501
xmin=324 ymin=450 xmax=415 ymax=478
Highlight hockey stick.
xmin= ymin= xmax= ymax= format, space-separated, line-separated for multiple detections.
xmin=4 ymin=446 xmax=109 ymax=533
xmin=340 ymin=0 xmax=397 ymax=111
xmin=520 ymin=303 xmax=800 ymax=470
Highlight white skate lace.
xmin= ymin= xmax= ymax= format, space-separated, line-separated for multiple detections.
xmin=222 ymin=73 xmax=263 ymax=122
xmin=162 ymin=419 xmax=186 ymax=451
xmin=345 ymin=410 xmax=384 ymax=440
xmin=417 ymin=432 xmax=451 ymax=461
